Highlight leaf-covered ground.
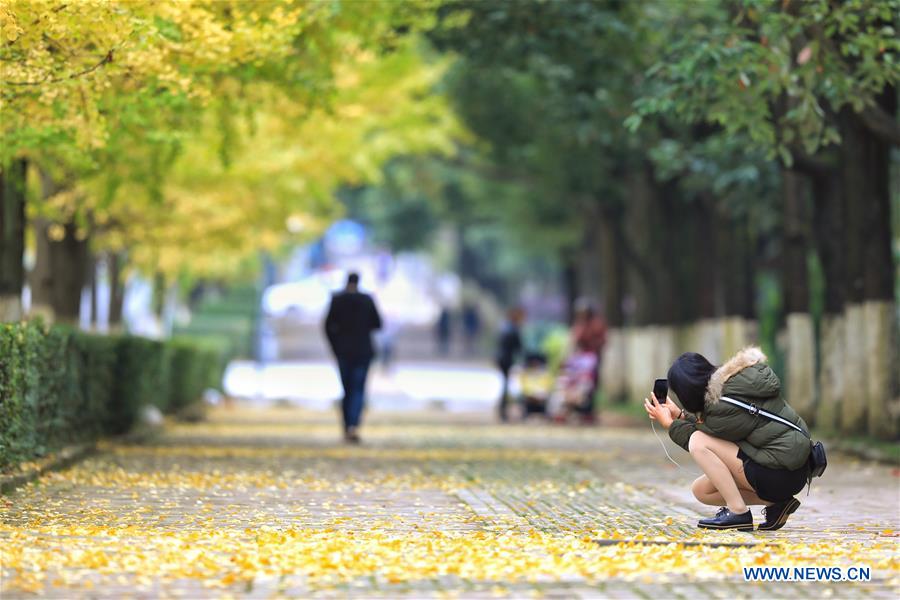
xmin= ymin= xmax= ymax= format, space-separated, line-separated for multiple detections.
xmin=1 ymin=406 xmax=897 ymax=598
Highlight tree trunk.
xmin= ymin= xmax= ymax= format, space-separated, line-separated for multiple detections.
xmin=718 ymin=209 xmax=757 ymax=362
xmin=622 ymin=165 xmax=662 ymax=326
xmin=620 ymin=167 xmax=684 ymax=403
xmin=152 ymin=272 xmax=166 ymax=318
xmin=108 ymin=252 xmax=125 ymax=328
xmin=560 ymin=252 xmax=579 ymax=324
xmin=576 ymin=224 xmax=601 ymax=306
xmin=31 ymin=172 xmax=61 ymax=320
xmin=89 ymin=253 xmax=98 ymax=329
xmin=781 ymin=169 xmax=811 ymax=315
xmin=722 ymin=214 xmax=755 ymax=319
xmin=683 ymin=198 xmax=725 ymax=363
xmin=861 ymin=89 xmax=896 ymax=305
xmin=54 ymin=222 xmax=88 ymax=323
xmin=838 ymin=109 xmax=868 ymax=434
xmin=32 ymin=220 xmax=89 ymax=323
xmin=816 ymin=313 xmax=844 ymax=433
xmin=859 ymin=88 xmax=898 ymax=439
xmin=837 ymin=100 xmax=898 ymax=437
xmin=597 ymin=207 xmax=625 ymax=328
xmin=696 ymin=194 xmax=720 ymax=321
xmin=811 ymin=169 xmax=846 ymax=432
xmin=655 ymin=179 xmax=681 ymax=325
xmin=30 ymin=218 xmax=55 ymax=320
xmin=0 ymin=159 xmax=27 ymax=321
xmin=780 ymin=168 xmax=816 ymax=422
xmin=596 ymin=205 xmax=627 ymax=404
xmin=811 ymin=171 xmax=846 ymax=315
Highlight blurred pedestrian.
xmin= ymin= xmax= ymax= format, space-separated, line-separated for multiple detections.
xmin=324 ymin=272 xmax=382 ymax=443
xmin=375 ymin=250 xmax=393 ymax=285
xmin=377 ymin=316 xmax=401 ymax=372
xmin=462 ymin=302 xmax=481 ymax=354
xmin=435 ymin=307 xmax=452 ymax=356
xmin=495 ymin=307 xmax=525 ymax=422
xmin=569 ymin=298 xmax=607 ymax=423
xmin=550 ymin=349 xmax=599 ymax=423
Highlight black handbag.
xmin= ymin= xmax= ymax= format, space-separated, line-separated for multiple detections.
xmin=807 ymin=440 xmax=827 ymax=478
xmin=720 ymin=396 xmax=827 ymax=479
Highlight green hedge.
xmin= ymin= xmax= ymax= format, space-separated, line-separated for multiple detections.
xmin=108 ymin=336 xmax=172 ymax=432
xmin=0 ymin=321 xmax=227 ymax=468
xmin=167 ymin=337 xmax=225 ymax=415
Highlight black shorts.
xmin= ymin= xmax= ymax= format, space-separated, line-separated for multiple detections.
xmin=738 ymin=449 xmax=808 ymax=503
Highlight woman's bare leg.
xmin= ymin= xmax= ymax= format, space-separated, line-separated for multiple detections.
xmin=692 ymin=433 xmax=772 ymax=505
xmin=691 ymin=474 xmax=770 ymax=507
xmin=689 ymin=431 xmax=768 ymax=513
xmin=737 ymin=486 xmax=770 ymax=507
xmin=691 ymin=475 xmax=724 ymax=505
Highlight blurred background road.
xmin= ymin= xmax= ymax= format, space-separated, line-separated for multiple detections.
xmin=216 ymin=219 xmax=507 ymax=413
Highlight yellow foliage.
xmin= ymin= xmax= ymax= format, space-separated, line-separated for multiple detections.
xmin=1 ymin=0 xmax=461 ymax=280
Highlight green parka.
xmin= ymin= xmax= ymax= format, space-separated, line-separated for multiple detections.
xmin=668 ymin=347 xmax=811 ymax=471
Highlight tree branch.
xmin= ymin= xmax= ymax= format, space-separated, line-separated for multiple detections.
xmin=445 ymin=154 xmax=539 ymax=188
xmin=4 ymin=50 xmax=113 ymax=86
xmin=805 ymin=24 xmax=900 ymax=146
xmin=788 ymin=146 xmax=834 ymax=176
xmin=857 ymin=104 xmax=900 ymax=146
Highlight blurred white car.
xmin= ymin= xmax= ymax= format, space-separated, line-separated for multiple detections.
xmin=262 ymin=268 xmax=377 ymax=320
xmin=262 ymin=277 xmax=332 ymax=319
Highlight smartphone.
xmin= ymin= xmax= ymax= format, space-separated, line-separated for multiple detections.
xmin=653 ymin=379 xmax=668 ymax=404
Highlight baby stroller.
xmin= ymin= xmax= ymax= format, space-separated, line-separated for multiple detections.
xmin=517 ymin=352 xmax=554 ymax=417
xmin=549 ymin=350 xmax=598 ymax=422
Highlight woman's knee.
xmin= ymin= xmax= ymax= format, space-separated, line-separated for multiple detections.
xmin=688 ymin=431 xmax=712 ymax=455
xmin=691 ymin=476 xmax=710 ymax=498
xmin=691 ymin=476 xmax=721 ymax=504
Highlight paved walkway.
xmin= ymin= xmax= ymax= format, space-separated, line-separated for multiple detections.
xmin=1 ymin=406 xmax=898 ymax=598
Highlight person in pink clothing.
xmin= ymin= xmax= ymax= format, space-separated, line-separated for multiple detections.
xmin=568 ymin=298 xmax=607 ymax=422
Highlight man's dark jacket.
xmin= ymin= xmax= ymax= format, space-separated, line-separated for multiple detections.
xmin=324 ymin=290 xmax=382 ymax=362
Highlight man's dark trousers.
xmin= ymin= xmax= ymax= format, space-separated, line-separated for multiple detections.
xmin=338 ymin=358 xmax=371 ymax=430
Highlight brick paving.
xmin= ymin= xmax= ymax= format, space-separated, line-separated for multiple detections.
xmin=1 ymin=405 xmax=898 ymax=598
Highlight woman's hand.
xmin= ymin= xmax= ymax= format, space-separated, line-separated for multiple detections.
xmin=664 ymin=399 xmax=682 ymax=420
xmin=644 ymin=394 xmax=675 ymax=429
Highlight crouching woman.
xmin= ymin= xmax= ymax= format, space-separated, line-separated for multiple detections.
xmin=644 ymin=347 xmax=811 ymax=531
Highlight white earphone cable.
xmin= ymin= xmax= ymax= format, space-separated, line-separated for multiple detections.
xmin=651 ymin=419 xmax=689 ymax=471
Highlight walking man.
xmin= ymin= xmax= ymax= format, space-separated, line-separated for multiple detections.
xmin=324 ymin=272 xmax=382 ymax=443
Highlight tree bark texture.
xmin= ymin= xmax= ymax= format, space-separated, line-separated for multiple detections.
xmin=597 ymin=207 xmax=625 ymax=328
xmin=780 ymin=168 xmax=810 ymax=315
xmin=31 ymin=219 xmax=89 ymax=323
xmin=779 ymin=167 xmax=815 ymax=420
xmin=811 ymin=170 xmax=846 ymax=315
xmin=623 ymin=164 xmax=669 ymax=326
xmin=108 ymin=252 xmax=125 ymax=327
xmin=836 ymin=96 xmax=898 ymax=436
xmin=560 ymin=252 xmax=579 ymax=324
xmin=0 ymin=159 xmax=27 ymax=321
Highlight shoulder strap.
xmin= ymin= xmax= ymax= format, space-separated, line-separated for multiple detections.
xmin=720 ymin=396 xmax=810 ymax=439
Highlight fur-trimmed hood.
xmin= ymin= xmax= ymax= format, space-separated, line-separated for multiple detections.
xmin=705 ymin=346 xmax=770 ymax=404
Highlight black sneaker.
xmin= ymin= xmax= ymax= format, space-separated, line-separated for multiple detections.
xmin=698 ymin=507 xmax=753 ymax=531
xmin=758 ymin=498 xmax=800 ymax=531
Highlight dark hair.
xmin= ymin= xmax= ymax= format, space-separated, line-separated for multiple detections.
xmin=667 ymin=352 xmax=717 ymax=413
xmin=347 ymin=272 xmax=360 ymax=285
